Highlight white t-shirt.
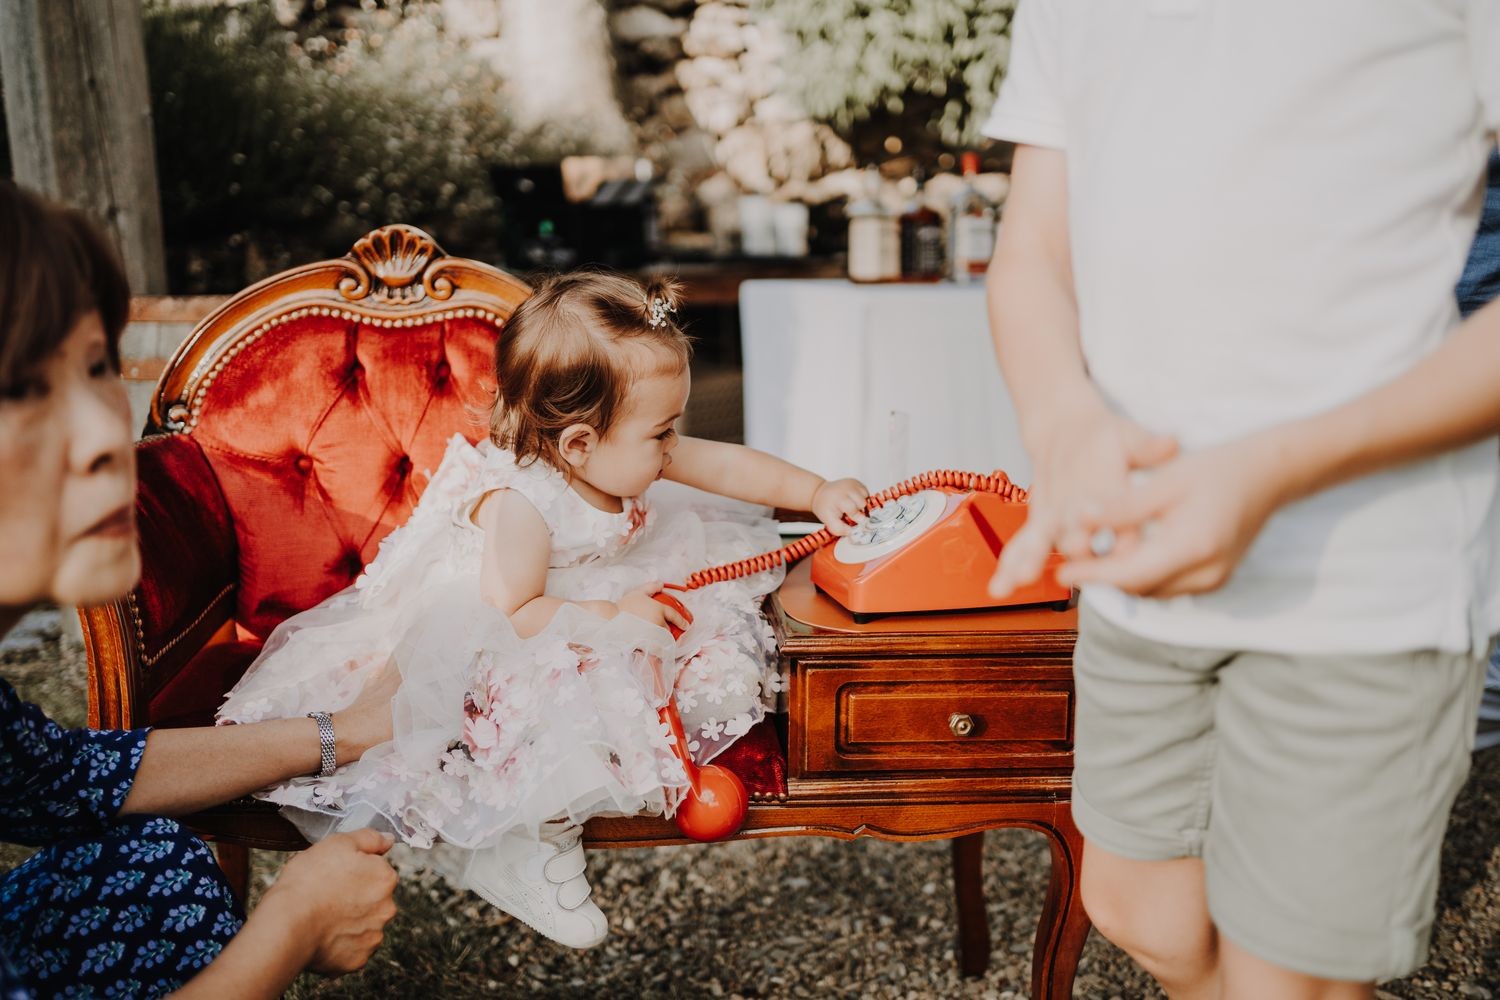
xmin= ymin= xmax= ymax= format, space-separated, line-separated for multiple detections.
xmin=985 ymin=0 xmax=1500 ymax=655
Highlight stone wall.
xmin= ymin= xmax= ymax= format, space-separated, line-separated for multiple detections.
xmin=444 ymin=0 xmax=1008 ymax=249
xmin=606 ymin=0 xmax=859 ymax=244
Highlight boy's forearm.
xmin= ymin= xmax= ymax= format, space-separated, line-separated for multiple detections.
xmin=986 ymin=252 xmax=1100 ymax=455
xmin=983 ymin=145 xmax=1100 ymax=456
xmin=1258 ymin=299 xmax=1500 ymax=506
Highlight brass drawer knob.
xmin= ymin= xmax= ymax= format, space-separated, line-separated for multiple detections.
xmin=948 ymin=712 xmax=976 ymax=737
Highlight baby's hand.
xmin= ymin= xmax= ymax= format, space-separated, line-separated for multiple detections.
xmin=617 ymin=582 xmax=693 ymax=636
xmin=812 ymin=478 xmax=869 ymax=537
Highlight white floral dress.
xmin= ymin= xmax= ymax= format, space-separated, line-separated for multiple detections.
xmin=217 ymin=435 xmax=784 ymax=854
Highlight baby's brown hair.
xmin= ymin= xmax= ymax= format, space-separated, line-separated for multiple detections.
xmin=491 ymin=270 xmax=692 ymax=470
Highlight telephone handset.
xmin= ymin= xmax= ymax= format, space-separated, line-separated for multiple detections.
xmin=661 ymin=469 xmax=1070 ymax=623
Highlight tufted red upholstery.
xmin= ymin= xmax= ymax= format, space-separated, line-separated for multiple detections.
xmin=188 ymin=313 xmax=499 ymax=638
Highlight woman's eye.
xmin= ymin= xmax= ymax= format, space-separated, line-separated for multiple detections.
xmin=89 ymin=356 xmax=117 ymax=379
xmin=656 ymin=428 xmax=676 ymax=441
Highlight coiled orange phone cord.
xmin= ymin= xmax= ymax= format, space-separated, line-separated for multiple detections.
xmin=662 ymin=468 xmax=1028 ymax=593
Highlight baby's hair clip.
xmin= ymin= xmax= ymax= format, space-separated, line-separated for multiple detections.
xmin=646 ymin=296 xmax=676 ymax=329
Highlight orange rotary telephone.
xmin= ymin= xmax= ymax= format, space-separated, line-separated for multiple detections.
xmin=665 ymin=468 xmax=1070 ymax=622
xmin=810 ymin=479 xmax=1070 ymax=621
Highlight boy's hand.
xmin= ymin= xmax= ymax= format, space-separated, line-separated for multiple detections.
xmin=990 ymin=398 xmax=1177 ymax=599
xmin=617 ymin=582 xmax=693 ymax=635
xmin=1055 ymin=431 xmax=1287 ymax=597
xmin=812 ymin=478 xmax=869 ymax=536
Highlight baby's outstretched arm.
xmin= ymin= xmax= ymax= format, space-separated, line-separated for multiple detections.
xmin=473 ymin=489 xmax=689 ymax=636
xmin=665 ymin=436 xmax=867 ymax=535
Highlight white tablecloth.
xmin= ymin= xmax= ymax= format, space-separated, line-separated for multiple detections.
xmin=740 ymin=280 xmax=1032 ymax=493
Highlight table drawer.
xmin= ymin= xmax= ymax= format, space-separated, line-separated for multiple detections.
xmin=796 ymin=661 xmax=1073 ymax=775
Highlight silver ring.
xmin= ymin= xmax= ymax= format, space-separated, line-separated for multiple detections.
xmin=1089 ymin=527 xmax=1116 ymax=558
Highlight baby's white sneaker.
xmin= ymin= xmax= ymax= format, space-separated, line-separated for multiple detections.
xmin=464 ymin=820 xmax=607 ymax=949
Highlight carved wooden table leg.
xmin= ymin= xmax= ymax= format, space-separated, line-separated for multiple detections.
xmin=1029 ymin=802 xmax=1091 ymax=999
xmin=951 ymin=831 xmax=991 ymax=976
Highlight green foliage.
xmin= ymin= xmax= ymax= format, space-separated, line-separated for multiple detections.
xmin=143 ymin=2 xmax=570 ymax=290
xmin=756 ymin=0 xmax=1017 ymax=149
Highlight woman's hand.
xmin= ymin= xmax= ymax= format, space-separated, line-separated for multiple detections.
xmin=258 ymin=828 xmax=401 ymax=976
xmin=990 ymin=397 xmax=1178 ymax=599
xmin=1054 ymin=432 xmax=1288 ymax=598
xmin=332 ymin=659 xmax=401 ymax=760
xmin=616 ymin=582 xmax=693 ymax=635
xmin=812 ymin=478 xmax=869 ymax=536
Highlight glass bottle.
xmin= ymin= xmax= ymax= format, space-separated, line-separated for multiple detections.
xmin=948 ymin=152 xmax=996 ymax=284
xmin=847 ymin=166 xmax=899 ymax=283
xmin=899 ymin=168 xmax=945 ymax=282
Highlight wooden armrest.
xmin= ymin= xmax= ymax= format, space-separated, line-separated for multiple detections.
xmin=83 ymin=434 xmax=240 ymax=729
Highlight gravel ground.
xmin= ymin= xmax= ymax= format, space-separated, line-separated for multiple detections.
xmin=3 ymin=609 xmax=1496 ymax=999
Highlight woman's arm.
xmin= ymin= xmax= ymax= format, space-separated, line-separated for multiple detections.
xmin=119 ymin=673 xmax=395 ymax=817
xmin=665 ymin=436 xmax=867 ymax=533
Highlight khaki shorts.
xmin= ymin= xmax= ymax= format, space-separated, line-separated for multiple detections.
xmin=1072 ymin=605 xmax=1486 ymax=982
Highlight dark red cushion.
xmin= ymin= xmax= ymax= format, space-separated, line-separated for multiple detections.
xmin=132 ymin=434 xmax=239 ymax=698
xmin=188 ymin=313 xmax=499 ymax=637
xmin=149 ymin=640 xmax=264 ymax=730
xmin=713 ymin=717 xmax=788 ymax=799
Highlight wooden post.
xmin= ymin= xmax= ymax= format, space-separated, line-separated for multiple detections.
xmin=0 ymin=0 xmax=168 ymax=294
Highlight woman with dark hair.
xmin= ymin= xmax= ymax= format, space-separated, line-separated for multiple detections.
xmin=0 ymin=180 xmax=401 ymax=999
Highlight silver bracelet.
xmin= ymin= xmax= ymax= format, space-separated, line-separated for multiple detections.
xmin=307 ymin=711 xmax=337 ymax=777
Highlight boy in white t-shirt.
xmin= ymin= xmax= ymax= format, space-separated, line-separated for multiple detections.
xmin=983 ymin=1 xmax=1500 ymax=996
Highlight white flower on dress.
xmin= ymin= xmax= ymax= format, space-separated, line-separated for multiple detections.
xmin=698 ymin=717 xmax=726 ymax=741
xmin=608 ymin=687 xmax=647 ymax=717
xmin=430 ymin=780 xmax=463 ymax=815
xmin=309 ymin=782 xmax=344 ymax=807
xmin=464 ymin=712 xmax=501 ymax=752
xmin=674 ymin=688 xmax=699 ymax=713
xmin=534 ymin=639 xmax=580 ymax=675
xmin=724 ymin=713 xmax=754 ymax=738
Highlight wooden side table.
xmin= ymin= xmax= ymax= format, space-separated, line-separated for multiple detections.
xmin=588 ymin=561 xmax=1091 ymax=998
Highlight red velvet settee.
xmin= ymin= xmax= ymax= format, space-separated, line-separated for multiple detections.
xmin=79 ymin=226 xmax=787 ymax=891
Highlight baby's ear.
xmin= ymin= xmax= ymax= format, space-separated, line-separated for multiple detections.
xmin=557 ymin=423 xmax=598 ymax=469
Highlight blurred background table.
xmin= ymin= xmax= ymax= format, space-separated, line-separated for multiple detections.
xmin=740 ymin=280 xmax=1032 ymax=491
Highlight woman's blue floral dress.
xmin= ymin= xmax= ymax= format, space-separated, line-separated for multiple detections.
xmin=0 ymin=679 xmax=243 ymax=999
